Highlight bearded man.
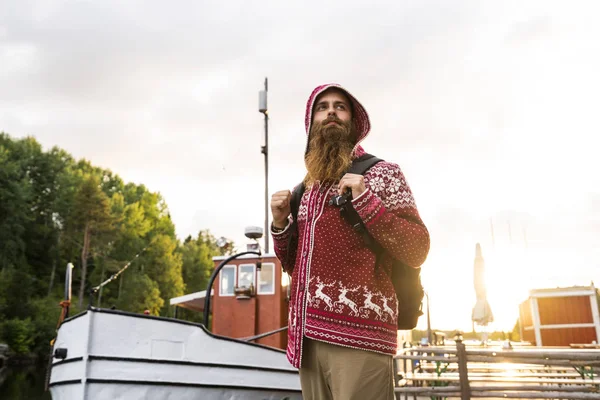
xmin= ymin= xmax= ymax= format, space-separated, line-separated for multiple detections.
xmin=270 ymin=84 xmax=430 ymax=400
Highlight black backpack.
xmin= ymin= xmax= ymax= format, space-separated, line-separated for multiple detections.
xmin=287 ymin=153 xmax=424 ymax=330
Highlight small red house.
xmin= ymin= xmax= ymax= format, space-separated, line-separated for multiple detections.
xmin=170 ymin=253 xmax=290 ymax=350
xmin=519 ymin=285 xmax=600 ymax=347
xmin=210 ymin=253 xmax=290 ymax=350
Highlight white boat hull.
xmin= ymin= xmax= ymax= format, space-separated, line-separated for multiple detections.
xmin=49 ymin=308 xmax=302 ymax=399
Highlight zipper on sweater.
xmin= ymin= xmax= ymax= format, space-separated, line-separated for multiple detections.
xmin=297 ymin=181 xmax=329 ymax=369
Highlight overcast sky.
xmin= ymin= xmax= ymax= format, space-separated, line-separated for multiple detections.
xmin=2 ymin=0 xmax=599 ymax=332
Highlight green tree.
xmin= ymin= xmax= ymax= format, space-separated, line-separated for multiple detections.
xmin=117 ymin=273 xmax=164 ymax=315
xmin=20 ymin=142 xmax=71 ymax=297
xmin=68 ymin=174 xmax=115 ymax=308
xmin=29 ymin=296 xmax=62 ymax=355
xmin=0 ymin=132 xmax=229 ymax=366
xmin=143 ymin=234 xmax=184 ymax=314
xmin=181 ymin=230 xmax=227 ymax=294
xmin=0 ymin=138 xmax=31 ymax=271
xmin=1 ymin=318 xmax=35 ymax=354
xmin=0 ymin=267 xmax=35 ymax=320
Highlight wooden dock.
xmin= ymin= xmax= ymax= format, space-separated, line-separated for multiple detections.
xmin=394 ymin=342 xmax=600 ymax=399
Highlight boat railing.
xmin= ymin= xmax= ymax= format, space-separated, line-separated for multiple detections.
xmin=393 ymin=340 xmax=600 ymax=399
xmin=240 ymin=326 xmax=288 ymax=342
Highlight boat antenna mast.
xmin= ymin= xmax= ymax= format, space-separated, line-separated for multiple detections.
xmin=259 ymin=77 xmax=269 ymax=253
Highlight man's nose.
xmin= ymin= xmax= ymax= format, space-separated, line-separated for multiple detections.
xmin=327 ymin=108 xmax=336 ymax=116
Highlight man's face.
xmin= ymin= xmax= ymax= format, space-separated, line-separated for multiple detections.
xmin=305 ymin=89 xmax=357 ymax=185
xmin=312 ymin=89 xmax=353 ymax=128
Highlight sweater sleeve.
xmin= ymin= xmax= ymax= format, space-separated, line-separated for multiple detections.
xmin=351 ymin=162 xmax=430 ymax=268
xmin=271 ymin=217 xmax=297 ymax=273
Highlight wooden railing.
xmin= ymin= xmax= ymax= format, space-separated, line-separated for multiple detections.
xmin=394 ymin=340 xmax=600 ymax=399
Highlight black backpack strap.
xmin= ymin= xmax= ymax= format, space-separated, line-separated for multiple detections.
xmin=339 ymin=153 xmax=385 ymax=256
xmin=348 ymin=153 xmax=383 ymax=175
xmin=339 ymin=202 xmax=385 ymax=257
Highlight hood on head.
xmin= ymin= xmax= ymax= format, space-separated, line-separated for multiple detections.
xmin=304 ymin=83 xmax=371 ymax=156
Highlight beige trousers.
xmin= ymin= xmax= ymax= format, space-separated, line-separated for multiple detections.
xmin=298 ymin=337 xmax=395 ymax=400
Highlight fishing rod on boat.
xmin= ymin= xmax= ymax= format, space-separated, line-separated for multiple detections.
xmin=203 ymin=226 xmax=264 ymax=329
xmin=88 ymin=239 xmax=155 ymax=308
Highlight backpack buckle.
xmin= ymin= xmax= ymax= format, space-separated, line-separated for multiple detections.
xmin=352 ymin=222 xmax=365 ymax=233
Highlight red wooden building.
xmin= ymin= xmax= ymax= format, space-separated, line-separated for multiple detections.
xmin=519 ymin=285 xmax=600 ymax=347
xmin=171 ymin=253 xmax=290 ymax=350
xmin=211 ymin=253 xmax=290 ymax=350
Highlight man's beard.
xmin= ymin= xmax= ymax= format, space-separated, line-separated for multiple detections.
xmin=304 ymin=117 xmax=357 ymax=187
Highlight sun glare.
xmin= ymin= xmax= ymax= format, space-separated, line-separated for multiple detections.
xmin=485 ymin=246 xmax=532 ymax=331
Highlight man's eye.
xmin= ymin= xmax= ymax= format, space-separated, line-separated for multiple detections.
xmin=336 ymin=105 xmax=346 ymax=110
xmin=317 ymin=105 xmax=326 ymax=110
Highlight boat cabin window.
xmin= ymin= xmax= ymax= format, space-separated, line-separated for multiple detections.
xmin=238 ymin=264 xmax=256 ymax=289
xmin=257 ymin=262 xmax=275 ymax=295
xmin=219 ymin=265 xmax=236 ymax=296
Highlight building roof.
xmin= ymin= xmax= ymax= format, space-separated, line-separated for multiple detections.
xmin=169 ymin=289 xmax=214 ymax=312
xmin=529 ymin=285 xmax=598 ymax=298
xmin=212 ymin=253 xmax=278 ymax=261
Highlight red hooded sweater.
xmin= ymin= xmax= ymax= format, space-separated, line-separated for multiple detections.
xmin=272 ymin=84 xmax=430 ymax=368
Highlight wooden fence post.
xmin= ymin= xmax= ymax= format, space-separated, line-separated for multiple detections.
xmin=456 ymin=339 xmax=471 ymax=400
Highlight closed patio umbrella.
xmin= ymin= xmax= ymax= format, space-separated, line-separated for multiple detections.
xmin=472 ymin=243 xmax=494 ymax=326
